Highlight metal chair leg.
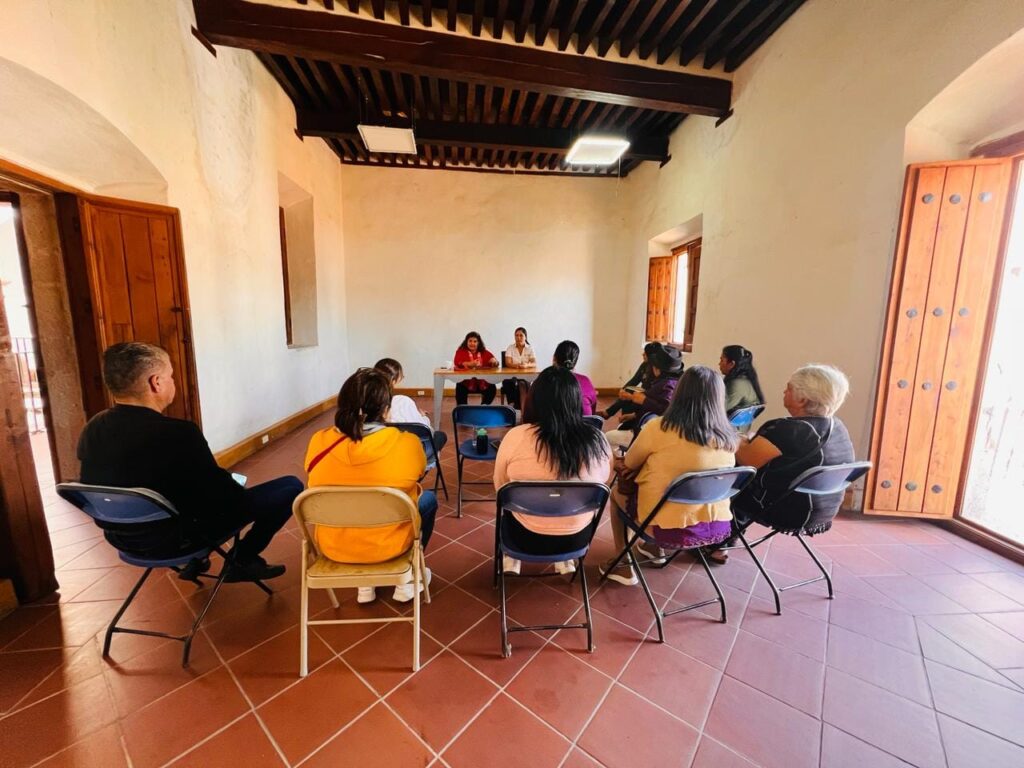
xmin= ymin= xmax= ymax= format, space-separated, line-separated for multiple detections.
xmin=796 ymin=533 xmax=834 ymax=599
xmin=499 ymin=566 xmax=511 ymax=658
xmin=578 ymin=558 xmax=595 ymax=653
xmin=696 ymin=548 xmax=727 ymax=624
xmin=435 ymin=458 xmax=449 ymax=501
xmin=739 ymin=530 xmax=781 ymax=615
xmin=456 ymin=455 xmax=464 ymax=518
xmin=182 ymin=567 xmax=230 ymax=667
xmin=631 ymin=548 xmax=664 ymax=643
xmin=103 ymin=568 xmax=153 ymax=657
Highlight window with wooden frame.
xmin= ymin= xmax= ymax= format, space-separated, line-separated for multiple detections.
xmin=645 ymin=237 xmax=701 ymax=351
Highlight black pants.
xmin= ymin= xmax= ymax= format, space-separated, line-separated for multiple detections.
xmin=604 ymin=399 xmax=640 ymax=418
xmin=219 ymin=475 xmax=303 ymax=562
xmin=502 ymin=514 xmax=594 ymax=556
xmin=456 ymin=381 xmax=496 ymax=405
xmin=500 ymin=378 xmax=522 ymax=408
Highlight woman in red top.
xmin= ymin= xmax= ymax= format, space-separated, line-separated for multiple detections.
xmin=454 ymin=331 xmax=499 ymax=404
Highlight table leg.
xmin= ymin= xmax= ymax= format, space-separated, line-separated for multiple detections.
xmin=432 ymin=374 xmax=444 ymax=432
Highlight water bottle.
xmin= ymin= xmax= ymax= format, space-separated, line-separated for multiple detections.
xmin=475 ymin=427 xmax=488 ymax=454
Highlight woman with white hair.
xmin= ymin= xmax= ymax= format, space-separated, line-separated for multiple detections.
xmin=710 ymin=364 xmax=855 ymax=563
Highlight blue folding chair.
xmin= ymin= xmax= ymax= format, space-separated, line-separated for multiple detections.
xmin=494 ymin=481 xmax=610 ymax=657
xmin=56 ymin=482 xmax=272 ymax=666
xmin=389 ymin=422 xmax=449 ymax=500
xmin=728 ymin=404 xmax=765 ymax=433
xmin=731 ymin=461 xmax=872 ymax=614
xmin=452 ymin=404 xmax=516 ymax=517
xmin=600 ymin=467 xmax=756 ymax=643
xmin=582 ymin=414 xmax=605 ymax=430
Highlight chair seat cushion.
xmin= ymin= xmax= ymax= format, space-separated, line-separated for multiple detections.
xmin=458 ymin=438 xmax=498 ymax=461
xmin=308 ymin=550 xmax=414 ymax=579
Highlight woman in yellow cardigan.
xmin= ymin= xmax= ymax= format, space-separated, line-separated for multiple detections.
xmin=305 ymin=368 xmax=436 ymax=603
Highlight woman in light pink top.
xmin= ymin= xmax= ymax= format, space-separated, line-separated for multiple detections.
xmin=494 ymin=366 xmax=612 ymax=574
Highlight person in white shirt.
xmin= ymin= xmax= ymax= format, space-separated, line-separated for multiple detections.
xmin=501 ymin=327 xmax=536 ymax=409
xmin=374 ymin=358 xmax=448 ymax=455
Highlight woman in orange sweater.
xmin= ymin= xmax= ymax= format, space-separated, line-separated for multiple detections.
xmin=305 ymin=368 xmax=436 ymax=603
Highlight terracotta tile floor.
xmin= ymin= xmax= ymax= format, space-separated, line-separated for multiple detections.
xmin=3 ymin=398 xmax=1024 ymax=767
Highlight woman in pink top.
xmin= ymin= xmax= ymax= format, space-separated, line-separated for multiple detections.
xmin=494 ymin=366 xmax=612 ymax=574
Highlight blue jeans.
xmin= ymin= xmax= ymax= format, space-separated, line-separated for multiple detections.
xmin=418 ymin=490 xmax=437 ymax=550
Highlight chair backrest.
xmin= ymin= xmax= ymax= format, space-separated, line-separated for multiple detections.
xmin=729 ymin=404 xmax=765 ymax=430
xmin=497 ymin=481 xmax=610 ymax=519
xmin=453 ymin=404 xmax=517 ymax=430
xmin=658 ymin=466 xmax=757 ymax=507
xmin=56 ymin=482 xmax=178 ymax=525
xmin=388 ymin=421 xmax=432 ymax=442
xmin=789 ymin=461 xmax=872 ymax=495
xmin=293 ymin=485 xmax=419 ymax=539
xmin=582 ymin=414 xmax=604 ymax=430
xmin=636 ymin=411 xmax=658 ymax=431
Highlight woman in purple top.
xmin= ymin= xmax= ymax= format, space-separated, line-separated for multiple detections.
xmin=605 ymin=343 xmax=684 ymax=449
xmin=552 ymin=340 xmax=598 ymax=416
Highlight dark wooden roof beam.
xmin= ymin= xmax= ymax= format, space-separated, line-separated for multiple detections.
xmin=296 ymin=109 xmax=672 ymax=162
xmin=194 ymin=0 xmax=732 ymax=116
xmin=619 ymin=0 xmax=671 ymax=58
xmin=703 ymin=0 xmax=785 ymax=69
xmin=724 ymin=0 xmax=806 ymax=72
xmin=558 ymin=0 xmax=587 ymax=51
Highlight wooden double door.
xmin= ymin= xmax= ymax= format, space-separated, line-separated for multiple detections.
xmin=867 ymin=159 xmax=1016 ymax=519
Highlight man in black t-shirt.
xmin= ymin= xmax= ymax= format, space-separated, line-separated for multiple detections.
xmin=78 ymin=342 xmax=302 ymax=582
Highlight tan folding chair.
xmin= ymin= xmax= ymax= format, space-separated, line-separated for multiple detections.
xmin=292 ymin=486 xmax=431 ymax=676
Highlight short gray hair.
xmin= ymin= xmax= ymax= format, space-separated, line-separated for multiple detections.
xmin=788 ymin=364 xmax=849 ymax=417
xmin=102 ymin=342 xmax=168 ymax=396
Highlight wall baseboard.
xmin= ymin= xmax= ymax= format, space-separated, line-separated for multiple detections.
xmin=215 ymin=396 xmax=335 ymax=469
xmin=395 ymin=387 xmax=621 ymax=397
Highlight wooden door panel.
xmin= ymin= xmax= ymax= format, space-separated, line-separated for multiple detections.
xmin=80 ymin=199 xmax=198 ymax=424
xmin=898 ymin=165 xmax=976 ymax=511
xmin=872 ymin=167 xmax=946 ymax=510
xmin=92 ymin=209 xmax=134 ymax=343
xmin=924 ymin=162 xmax=1013 ymax=516
xmin=646 ymin=255 xmax=676 ymax=342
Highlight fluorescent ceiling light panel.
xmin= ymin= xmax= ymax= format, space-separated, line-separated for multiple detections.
xmin=357 ymin=124 xmax=417 ymax=154
xmin=565 ymin=136 xmax=630 ymax=165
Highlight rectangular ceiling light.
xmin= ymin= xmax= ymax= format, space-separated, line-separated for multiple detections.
xmin=565 ymin=135 xmax=630 ymax=166
xmin=357 ymin=124 xmax=417 ymax=154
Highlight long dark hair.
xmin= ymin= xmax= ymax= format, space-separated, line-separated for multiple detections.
xmin=514 ymin=327 xmax=529 ymax=343
xmin=660 ymin=365 xmax=738 ymax=452
xmin=334 ymin=368 xmax=392 ymax=441
xmin=722 ymin=344 xmax=765 ymax=404
xmin=530 ymin=366 xmax=608 ymax=479
xmin=459 ymin=331 xmax=487 ymax=352
xmin=553 ymin=339 xmax=580 ymax=371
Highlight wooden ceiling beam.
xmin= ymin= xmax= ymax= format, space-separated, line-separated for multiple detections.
xmin=703 ymin=0 xmax=784 ymax=68
xmin=493 ymin=0 xmax=509 ymax=39
xmin=514 ymin=0 xmax=536 ymax=44
xmin=535 ymin=0 xmax=559 ymax=46
xmin=195 ymin=0 xmax=732 ymax=116
xmin=421 ymin=0 xmax=432 ymax=27
xmin=558 ymin=0 xmax=586 ymax=51
xmin=296 ymin=109 xmax=672 ymax=161
xmin=724 ymin=0 xmax=806 ymax=72
xmin=621 ymin=0 xmax=673 ymax=58
xmin=655 ymin=0 xmax=712 ymax=64
xmin=575 ymin=0 xmax=614 ymax=55
xmin=597 ymin=1 xmax=641 ymax=57
xmin=679 ymin=0 xmax=751 ymax=66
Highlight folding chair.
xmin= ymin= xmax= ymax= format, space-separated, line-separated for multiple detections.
xmin=728 ymin=404 xmax=765 ymax=433
xmin=56 ymin=482 xmax=272 ymax=667
xmin=292 ymin=486 xmax=430 ymax=675
xmin=600 ymin=467 xmax=755 ymax=643
xmin=731 ymin=461 xmax=871 ymax=615
xmin=389 ymin=421 xmax=449 ymax=500
xmin=453 ymin=404 xmax=516 ymax=517
xmin=494 ymin=481 xmax=610 ymax=657
xmin=582 ymin=414 xmax=605 ymax=430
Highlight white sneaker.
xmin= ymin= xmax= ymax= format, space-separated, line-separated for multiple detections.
xmin=393 ymin=568 xmax=432 ymax=603
xmin=553 ymin=560 xmax=576 ymax=575
xmin=636 ymin=545 xmax=668 ymax=565
xmin=356 ymin=587 xmax=377 ymax=604
xmin=502 ymin=555 xmax=522 ymax=575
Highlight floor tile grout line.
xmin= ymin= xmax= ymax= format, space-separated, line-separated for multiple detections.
xmin=153 ymin=711 xmax=255 ymax=768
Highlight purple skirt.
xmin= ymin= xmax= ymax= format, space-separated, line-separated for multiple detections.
xmin=625 ymin=493 xmax=733 ymax=549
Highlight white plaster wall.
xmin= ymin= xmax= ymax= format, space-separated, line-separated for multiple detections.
xmin=341 ymin=166 xmax=633 ymax=387
xmin=0 ymin=0 xmax=350 ymax=451
xmin=620 ymin=0 xmax=1024 ymax=458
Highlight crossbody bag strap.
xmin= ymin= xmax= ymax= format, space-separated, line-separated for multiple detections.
xmin=306 ymin=434 xmax=347 ymax=474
